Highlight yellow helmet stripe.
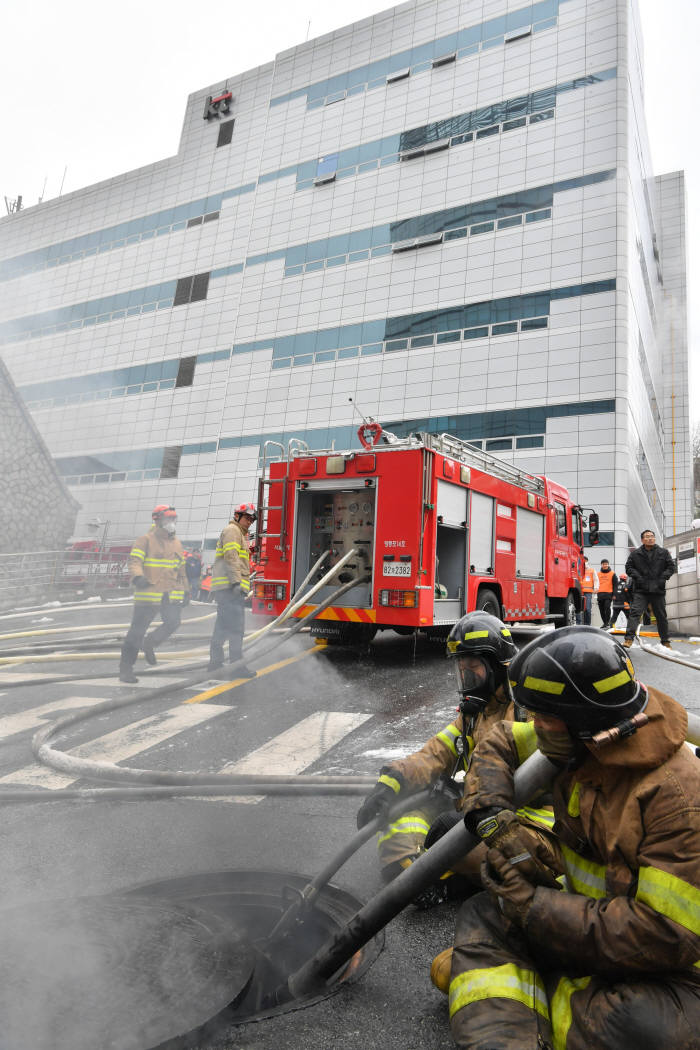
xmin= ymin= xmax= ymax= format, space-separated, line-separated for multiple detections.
xmin=523 ymin=675 xmax=565 ymax=695
xmin=593 ymin=669 xmax=631 ymax=694
xmin=462 ymin=630 xmax=489 ymax=640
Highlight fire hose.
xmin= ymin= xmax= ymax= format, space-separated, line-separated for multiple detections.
xmin=0 ymin=548 xmax=357 ymax=686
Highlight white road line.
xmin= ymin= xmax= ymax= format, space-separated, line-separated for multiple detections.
xmin=206 ymin=711 xmax=373 ymax=804
xmin=0 ymin=697 xmax=109 ymax=741
xmin=68 ymin=676 xmax=189 ymax=688
xmin=0 ymin=703 xmax=227 ymax=789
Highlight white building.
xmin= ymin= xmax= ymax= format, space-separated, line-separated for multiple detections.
xmin=0 ymin=0 xmax=691 ymax=567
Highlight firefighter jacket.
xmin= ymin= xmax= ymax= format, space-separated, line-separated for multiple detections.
xmin=376 ymin=694 xmax=553 ymax=874
xmin=596 ymin=566 xmax=617 ymax=594
xmin=384 ymin=690 xmax=516 ymax=799
xmin=612 ymin=577 xmax=632 ymax=609
xmin=211 ymin=519 xmax=251 ymax=594
xmin=128 ymin=527 xmax=186 ymax=603
xmin=461 ymin=686 xmax=700 ymax=981
xmin=625 ymin=543 xmax=676 ymax=595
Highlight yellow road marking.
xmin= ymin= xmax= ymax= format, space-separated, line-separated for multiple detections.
xmin=184 ymin=642 xmax=326 ymax=704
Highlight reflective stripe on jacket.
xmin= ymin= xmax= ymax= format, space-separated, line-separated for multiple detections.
xmin=128 ymin=527 xmax=186 ymax=602
xmin=211 ymin=518 xmax=251 ymax=593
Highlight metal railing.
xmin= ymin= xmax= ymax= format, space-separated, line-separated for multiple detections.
xmin=0 ymin=549 xmax=130 ymax=613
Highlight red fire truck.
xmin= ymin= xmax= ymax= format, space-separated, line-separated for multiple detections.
xmin=252 ymin=427 xmax=588 ymax=643
xmin=61 ymin=540 xmax=132 ymax=596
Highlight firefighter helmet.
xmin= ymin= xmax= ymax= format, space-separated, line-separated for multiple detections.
xmin=152 ymin=504 xmax=176 ymax=520
xmin=446 ymin=612 xmax=517 ymax=664
xmin=508 ymin=626 xmax=647 ymax=737
xmin=234 ymin=502 xmax=257 ymax=522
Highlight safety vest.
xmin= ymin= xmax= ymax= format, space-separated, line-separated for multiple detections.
xmin=581 ymin=568 xmax=597 ymax=593
xmin=597 ymin=569 xmax=614 ymax=593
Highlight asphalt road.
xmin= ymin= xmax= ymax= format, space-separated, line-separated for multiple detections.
xmin=0 ymin=598 xmax=698 ymax=1050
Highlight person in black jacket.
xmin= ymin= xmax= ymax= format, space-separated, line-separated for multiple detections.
xmin=623 ymin=529 xmax=675 ymax=648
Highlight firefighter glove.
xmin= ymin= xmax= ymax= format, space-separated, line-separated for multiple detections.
xmin=356 ymin=772 xmax=403 ymax=830
xmin=132 ymin=575 xmax=150 ymax=588
xmin=467 ymin=808 xmax=560 ymax=888
xmin=481 ymin=845 xmax=537 ymax=927
xmin=425 ymin=809 xmax=463 ymax=850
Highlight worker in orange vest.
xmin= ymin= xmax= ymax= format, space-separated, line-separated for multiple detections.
xmin=596 ymin=558 xmax=618 ymax=628
xmin=575 ymin=556 xmax=598 ymax=626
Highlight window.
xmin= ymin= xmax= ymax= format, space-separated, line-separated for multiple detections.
xmin=554 ymin=502 xmax=568 ymax=536
xmin=173 ymin=272 xmax=210 ymax=306
xmin=217 ymin=120 xmax=235 ymax=147
xmin=160 ymin=446 xmax=182 ymax=479
xmin=175 ymin=356 xmax=197 ymax=388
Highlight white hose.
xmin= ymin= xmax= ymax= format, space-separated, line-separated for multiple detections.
xmin=243 ymin=548 xmax=358 ymax=647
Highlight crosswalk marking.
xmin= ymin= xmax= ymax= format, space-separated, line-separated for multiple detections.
xmin=0 ymin=697 xmax=108 ymax=741
xmin=0 ymin=703 xmax=227 ymax=789
xmin=208 ymin=711 xmax=373 ymax=804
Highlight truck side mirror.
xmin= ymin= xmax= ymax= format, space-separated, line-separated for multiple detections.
xmin=588 ymin=512 xmax=600 ymax=546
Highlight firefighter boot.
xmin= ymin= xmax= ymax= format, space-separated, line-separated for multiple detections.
xmin=142 ymin=639 xmax=157 ymax=665
xmin=430 ymin=948 xmax=452 ymax=995
xmin=228 ymin=643 xmax=256 ymax=679
xmin=119 ymin=663 xmax=139 ymax=684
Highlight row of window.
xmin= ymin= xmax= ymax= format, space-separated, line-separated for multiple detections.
xmin=19 ymin=280 xmax=614 ymax=409
xmin=284 ymin=207 xmax=552 ymax=276
xmin=21 ymin=356 xmax=196 ymax=410
xmin=269 ymin=316 xmax=550 ymax=370
xmin=295 ymin=68 xmax=616 ymax=190
xmin=55 ymin=398 xmax=615 ymax=485
xmin=270 ymin=0 xmax=568 ymax=108
xmin=1 ymin=65 xmax=614 ymax=286
xmin=637 ymin=335 xmax=663 ymax=444
xmin=0 ymin=270 xmax=212 ymax=345
xmin=226 ymin=280 xmax=614 ymax=366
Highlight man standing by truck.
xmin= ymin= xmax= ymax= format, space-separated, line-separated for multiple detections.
xmin=596 ymin=558 xmax=617 ymax=628
xmin=119 ymin=505 xmax=187 ymax=683
xmin=623 ymin=529 xmax=675 ymax=649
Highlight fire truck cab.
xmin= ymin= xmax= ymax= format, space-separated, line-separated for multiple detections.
xmin=252 ymin=429 xmax=587 ymax=644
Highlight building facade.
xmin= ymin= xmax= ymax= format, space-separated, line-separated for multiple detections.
xmin=0 ymin=0 xmax=691 ymax=567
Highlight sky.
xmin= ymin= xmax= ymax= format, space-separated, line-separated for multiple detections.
xmin=0 ymin=0 xmax=698 ymax=411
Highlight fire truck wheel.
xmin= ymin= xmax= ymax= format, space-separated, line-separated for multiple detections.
xmin=476 ymin=588 xmax=501 ymax=619
xmin=551 ymin=592 xmax=577 ymax=629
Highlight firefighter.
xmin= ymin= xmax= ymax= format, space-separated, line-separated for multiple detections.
xmin=356 ymin=612 xmax=554 ymax=904
xmin=596 ymin=558 xmax=617 ymax=627
xmin=446 ymin=627 xmax=700 ymax=1050
xmin=610 ymin=572 xmax=632 ymax=628
xmin=119 ymin=505 xmax=187 ymax=683
xmin=207 ymin=503 xmax=257 ymax=677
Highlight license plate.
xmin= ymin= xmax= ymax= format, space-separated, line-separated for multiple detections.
xmin=383 ymin=562 xmax=412 ymax=577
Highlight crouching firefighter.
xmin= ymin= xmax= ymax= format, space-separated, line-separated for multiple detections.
xmin=119 ymin=505 xmax=187 ymax=683
xmin=207 ymin=503 xmax=257 ymax=678
xmin=356 ymin=612 xmax=555 ymax=906
xmin=446 ymin=626 xmax=700 ymax=1050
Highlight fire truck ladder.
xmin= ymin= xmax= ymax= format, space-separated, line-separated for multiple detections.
xmin=427 ymin=432 xmax=546 ymax=496
xmin=255 ymin=439 xmax=310 ymax=563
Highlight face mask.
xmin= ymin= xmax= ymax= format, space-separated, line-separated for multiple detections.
xmin=535 ymin=726 xmax=576 ymax=764
xmin=456 ymin=658 xmax=488 ymax=694
xmin=163 ymin=520 xmax=177 ymax=535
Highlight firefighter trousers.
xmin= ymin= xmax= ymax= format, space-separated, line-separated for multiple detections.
xmin=120 ymin=596 xmax=182 ymax=670
xmin=209 ymin=587 xmax=245 ymax=666
xmin=597 ymin=594 xmax=612 ymax=627
xmin=625 ymin=591 xmax=670 ymax=644
xmin=449 ymin=892 xmax=700 ymax=1050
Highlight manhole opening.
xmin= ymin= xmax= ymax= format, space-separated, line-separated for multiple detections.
xmin=0 ymin=870 xmax=382 ymax=1050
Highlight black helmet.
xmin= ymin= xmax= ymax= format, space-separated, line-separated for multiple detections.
xmin=446 ymin=612 xmax=517 ymax=663
xmin=509 ymin=626 xmax=647 ymax=737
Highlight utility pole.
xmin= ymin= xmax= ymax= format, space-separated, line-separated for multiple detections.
xmin=4 ymin=195 xmax=23 ymax=215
